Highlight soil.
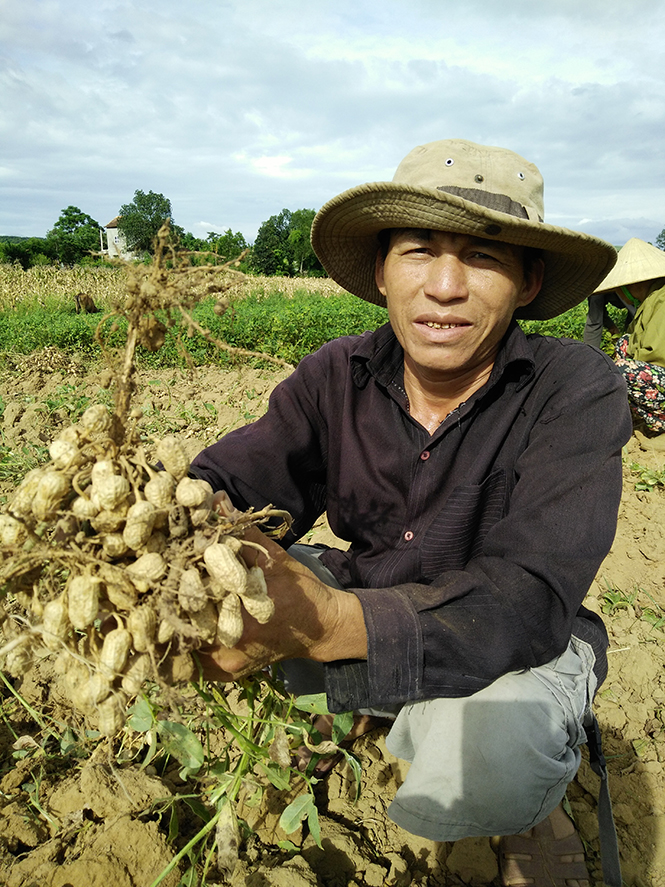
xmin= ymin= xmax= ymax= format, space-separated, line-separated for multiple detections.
xmin=1 ymin=350 xmax=665 ymax=887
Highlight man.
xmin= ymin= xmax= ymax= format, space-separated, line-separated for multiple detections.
xmin=191 ymin=140 xmax=632 ymax=886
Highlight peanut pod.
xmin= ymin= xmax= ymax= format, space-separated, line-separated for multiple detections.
xmin=216 ymin=593 xmax=244 ymax=648
xmin=155 ymin=437 xmax=190 ymax=481
xmin=67 ymin=573 xmax=101 ymax=630
xmin=99 ymin=628 xmax=132 ymax=678
xmin=203 ymin=542 xmax=248 ymax=595
xmin=41 ymin=597 xmax=70 ymax=650
xmin=127 ymin=605 xmax=157 ymax=653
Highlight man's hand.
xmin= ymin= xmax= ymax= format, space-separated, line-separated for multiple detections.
xmin=197 ymin=522 xmax=367 ymax=682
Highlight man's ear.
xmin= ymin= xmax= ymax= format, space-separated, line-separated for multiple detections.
xmin=517 ymin=257 xmax=545 ymax=308
xmin=375 ymin=249 xmax=387 ymax=297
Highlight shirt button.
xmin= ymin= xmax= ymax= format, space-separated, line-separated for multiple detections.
xmin=420 ymin=450 xmax=430 ymax=461
xmin=404 ymin=531 xmax=414 ymax=541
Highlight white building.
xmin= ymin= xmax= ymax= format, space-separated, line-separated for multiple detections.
xmin=104 ymin=216 xmax=133 ymax=259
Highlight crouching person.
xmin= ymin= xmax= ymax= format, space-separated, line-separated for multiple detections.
xmin=192 ymin=139 xmax=632 ymax=886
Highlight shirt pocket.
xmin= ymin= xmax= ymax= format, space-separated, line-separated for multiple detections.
xmin=420 ymin=468 xmax=507 ymax=578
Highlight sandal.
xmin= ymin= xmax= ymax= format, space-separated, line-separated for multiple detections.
xmin=492 ymin=812 xmax=590 ymax=887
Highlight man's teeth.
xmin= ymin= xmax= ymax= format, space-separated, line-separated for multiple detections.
xmin=425 ymin=321 xmax=459 ymax=329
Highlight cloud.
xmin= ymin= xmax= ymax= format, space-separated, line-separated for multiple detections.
xmin=0 ymin=0 xmax=664 ymax=247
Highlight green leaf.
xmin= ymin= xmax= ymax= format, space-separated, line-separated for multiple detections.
xmin=127 ymin=697 xmax=155 ymax=732
xmin=341 ymin=749 xmax=363 ymax=801
xmin=59 ymin=726 xmax=79 ymax=755
xmin=307 ymin=803 xmax=322 ymax=848
xmin=331 ymin=710 xmax=353 ymax=744
xmin=256 ymin=761 xmax=292 ymax=791
xmin=181 ymin=795 xmax=212 ymax=823
xmin=156 ymin=721 xmax=205 ymax=774
xmin=279 ymin=793 xmax=316 ymax=835
xmin=177 ymin=866 xmax=198 ymax=887
xmin=293 ymin=693 xmax=329 ymax=715
xmin=167 ymin=803 xmax=179 ymax=844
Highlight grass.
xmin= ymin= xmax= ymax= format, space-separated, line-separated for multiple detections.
xmin=0 ymin=442 xmax=50 ymax=486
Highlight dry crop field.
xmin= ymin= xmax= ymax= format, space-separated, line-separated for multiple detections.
xmin=0 ymin=261 xmax=665 ymax=886
xmin=0 ymin=262 xmax=346 ymax=313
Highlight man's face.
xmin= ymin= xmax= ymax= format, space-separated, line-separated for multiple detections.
xmin=375 ymin=229 xmax=543 ymax=385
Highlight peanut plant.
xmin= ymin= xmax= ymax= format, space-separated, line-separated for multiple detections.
xmin=0 ymin=224 xmax=356 ymax=883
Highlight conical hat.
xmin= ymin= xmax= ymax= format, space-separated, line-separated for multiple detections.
xmin=594 ymin=238 xmax=665 ymax=292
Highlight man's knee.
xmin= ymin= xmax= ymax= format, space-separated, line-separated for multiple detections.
xmin=385 ymin=667 xmax=586 ymax=840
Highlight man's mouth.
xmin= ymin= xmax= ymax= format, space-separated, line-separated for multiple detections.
xmin=423 ymin=321 xmax=465 ymax=330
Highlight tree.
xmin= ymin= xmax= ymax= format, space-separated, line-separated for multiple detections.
xmin=656 ymin=228 xmax=665 ymax=251
xmin=288 ymin=208 xmax=323 ymax=274
xmin=0 ymin=237 xmax=57 ymax=269
xmin=206 ymin=229 xmax=248 ymax=262
xmin=46 ymin=206 xmax=103 ymax=265
xmin=251 ymin=209 xmax=293 ymax=276
xmin=117 ymin=190 xmax=173 ymax=254
xmin=177 ymin=231 xmax=207 ymax=252
xmin=251 ymin=208 xmax=323 ymax=276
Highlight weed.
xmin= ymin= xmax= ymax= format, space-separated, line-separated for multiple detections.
xmin=41 ymin=383 xmax=92 ymax=420
xmin=600 ymin=579 xmax=638 ymax=614
xmin=0 ymin=442 xmax=50 ymax=484
xmin=630 ymin=461 xmax=665 ymax=492
xmin=601 ymin=581 xmax=665 ymax=631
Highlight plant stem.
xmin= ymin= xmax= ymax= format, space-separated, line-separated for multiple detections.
xmin=149 ymin=806 xmax=223 ymax=887
xmin=113 ymin=322 xmax=138 ymax=436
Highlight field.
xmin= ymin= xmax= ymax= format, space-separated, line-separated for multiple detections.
xmin=0 ymin=265 xmax=664 ymax=886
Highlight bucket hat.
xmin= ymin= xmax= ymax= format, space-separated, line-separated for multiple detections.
xmin=311 ymin=139 xmax=617 ymax=320
xmin=593 ymin=237 xmax=665 ymax=293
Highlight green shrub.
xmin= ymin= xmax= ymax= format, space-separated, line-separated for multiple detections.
xmin=519 ymin=301 xmax=628 ymax=357
xmin=0 ymin=306 xmax=100 ymax=355
xmin=518 ymin=302 xmax=588 ymax=341
xmin=0 ymin=291 xmax=388 ymax=367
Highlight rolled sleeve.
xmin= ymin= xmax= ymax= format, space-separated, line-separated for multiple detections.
xmin=324 ymin=586 xmax=423 ymax=710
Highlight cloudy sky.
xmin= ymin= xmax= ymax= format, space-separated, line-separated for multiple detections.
xmin=2 ymin=0 xmax=664 ymax=247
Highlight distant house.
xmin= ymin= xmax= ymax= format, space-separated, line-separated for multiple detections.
xmin=104 ymin=216 xmax=133 ymax=259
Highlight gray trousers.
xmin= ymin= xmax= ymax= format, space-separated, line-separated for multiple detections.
xmin=282 ymin=544 xmax=596 ymax=842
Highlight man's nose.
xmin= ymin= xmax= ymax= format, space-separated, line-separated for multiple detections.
xmin=423 ymin=255 xmax=468 ymax=301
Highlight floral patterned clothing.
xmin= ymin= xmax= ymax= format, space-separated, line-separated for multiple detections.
xmin=615 ymin=333 xmax=665 ymax=431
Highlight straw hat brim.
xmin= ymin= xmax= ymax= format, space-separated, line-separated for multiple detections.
xmin=311 ymin=182 xmax=617 ymax=321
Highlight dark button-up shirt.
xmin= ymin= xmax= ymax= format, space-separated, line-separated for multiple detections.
xmin=191 ymin=321 xmax=632 ymax=712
